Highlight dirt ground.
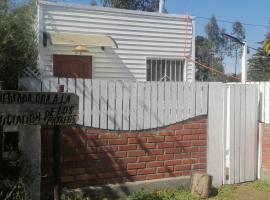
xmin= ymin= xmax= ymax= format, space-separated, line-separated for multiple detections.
xmin=235 ymin=184 xmax=270 ymax=200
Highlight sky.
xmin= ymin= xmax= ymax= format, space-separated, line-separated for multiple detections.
xmin=49 ymin=0 xmax=270 ymax=73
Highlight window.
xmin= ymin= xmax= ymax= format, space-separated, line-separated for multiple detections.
xmin=53 ymin=55 xmax=92 ymax=79
xmin=146 ymin=58 xmax=185 ymax=81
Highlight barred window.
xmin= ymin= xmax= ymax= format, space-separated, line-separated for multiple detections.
xmin=146 ymin=58 xmax=185 ymax=81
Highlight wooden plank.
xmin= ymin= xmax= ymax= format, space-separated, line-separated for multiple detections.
xmin=189 ymin=82 xmax=196 ymax=118
xmin=233 ymin=84 xmax=241 ymax=183
xmin=183 ymin=82 xmax=190 ymax=120
xmin=144 ymin=82 xmax=151 ymax=129
xmin=202 ymin=83 xmax=209 ymax=115
xmin=115 ymin=81 xmax=123 ymax=130
xmin=259 ymin=82 xmax=265 ymax=122
xmin=177 ymin=82 xmax=184 ymax=122
xmin=171 ymin=82 xmax=177 ymax=124
xmin=92 ymin=79 xmax=100 ymax=128
xmin=228 ymin=85 xmax=235 ymax=184
xmin=67 ymin=78 xmax=76 ymax=94
xmin=157 ymin=82 xmax=165 ymax=127
xmin=108 ymin=80 xmax=116 ymax=130
xmin=122 ymin=81 xmax=130 ymax=130
xmin=265 ymin=82 xmax=270 ymax=124
xmin=150 ymin=82 xmax=158 ymax=128
xmin=164 ymin=82 xmax=171 ymax=126
xmin=130 ymin=82 xmax=138 ymax=130
xmin=239 ymin=84 xmax=246 ymax=182
xmin=100 ymin=80 xmax=108 ymax=129
xmin=84 ymin=79 xmax=92 ymax=127
xmin=76 ymin=79 xmax=84 ymax=125
xmin=137 ymin=82 xmax=144 ymax=130
xmin=245 ymin=84 xmax=258 ymax=181
xmin=207 ymin=83 xmax=225 ymax=186
xmin=42 ymin=77 xmax=58 ymax=92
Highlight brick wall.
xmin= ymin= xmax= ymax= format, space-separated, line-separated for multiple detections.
xmin=41 ymin=116 xmax=207 ymax=192
xmin=262 ymin=123 xmax=270 ymax=170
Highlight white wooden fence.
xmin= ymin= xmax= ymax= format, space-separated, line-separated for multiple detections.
xmin=19 ymin=78 xmax=208 ymax=130
xmin=208 ymin=83 xmax=259 ymax=185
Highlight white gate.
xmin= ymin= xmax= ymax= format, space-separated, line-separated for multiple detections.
xmin=208 ymin=83 xmax=259 ymax=185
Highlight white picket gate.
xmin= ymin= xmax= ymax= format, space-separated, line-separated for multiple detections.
xmin=208 ymin=83 xmax=259 ymax=185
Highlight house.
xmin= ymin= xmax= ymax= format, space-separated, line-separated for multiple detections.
xmin=38 ymin=1 xmax=195 ymax=82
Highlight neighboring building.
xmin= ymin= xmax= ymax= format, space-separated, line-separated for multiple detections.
xmin=38 ymin=1 xmax=195 ymax=82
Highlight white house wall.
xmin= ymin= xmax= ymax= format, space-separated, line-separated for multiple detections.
xmin=39 ymin=1 xmax=195 ymax=81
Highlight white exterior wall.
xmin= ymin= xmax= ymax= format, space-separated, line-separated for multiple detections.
xmin=39 ymin=1 xmax=195 ymax=81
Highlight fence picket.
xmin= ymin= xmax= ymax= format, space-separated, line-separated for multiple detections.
xmin=108 ymin=81 xmax=115 ymax=130
xmin=177 ymin=82 xmax=184 ymax=121
xmin=115 ymin=81 xmax=123 ymax=130
xmin=100 ymin=80 xmax=108 ymax=129
xmin=137 ymin=82 xmax=145 ymax=130
xmin=130 ymin=82 xmax=138 ymax=130
xmin=157 ymin=82 xmax=165 ymax=127
xmin=76 ymin=79 xmax=84 ymax=125
xmin=92 ymin=80 xmax=100 ymax=128
xmin=144 ymin=82 xmax=151 ymax=129
xmin=171 ymin=82 xmax=177 ymax=124
xmin=123 ymin=81 xmax=130 ymax=130
xmin=84 ymin=80 xmax=92 ymax=127
xmin=151 ymin=82 xmax=158 ymax=128
xmin=164 ymin=82 xmax=171 ymax=126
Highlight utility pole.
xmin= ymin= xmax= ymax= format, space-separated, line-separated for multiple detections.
xmin=159 ymin=0 xmax=164 ymax=13
xmin=241 ymin=42 xmax=247 ymax=83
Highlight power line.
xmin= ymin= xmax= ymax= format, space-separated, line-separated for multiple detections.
xmin=196 ymin=16 xmax=270 ymax=29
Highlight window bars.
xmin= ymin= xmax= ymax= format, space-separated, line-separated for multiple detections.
xmin=146 ymin=58 xmax=185 ymax=82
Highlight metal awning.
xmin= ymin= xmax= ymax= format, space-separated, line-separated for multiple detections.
xmin=48 ymin=32 xmax=118 ymax=48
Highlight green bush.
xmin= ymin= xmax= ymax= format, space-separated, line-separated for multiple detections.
xmin=0 ymin=178 xmax=30 ymax=200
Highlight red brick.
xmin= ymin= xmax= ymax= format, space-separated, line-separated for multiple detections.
xmin=138 ymin=143 xmax=156 ymax=149
xmin=166 ymin=124 xmax=183 ymax=130
xmin=138 ymin=168 xmax=156 ymax=175
xmin=128 ymin=150 xmax=146 ymax=157
xmin=120 ymin=157 xmax=137 ymax=164
xmin=158 ymin=131 xmax=175 ymax=136
xmin=192 ymin=164 xmax=206 ymax=169
xmin=128 ymin=137 xmax=147 ymax=144
xmin=121 ymin=132 xmax=138 ymax=138
xmin=183 ymin=135 xmax=198 ymax=140
xmin=132 ymin=176 xmax=146 ymax=181
xmin=156 ymin=154 xmax=174 ymax=161
xmin=157 ymin=142 xmax=174 ymax=148
xmin=127 ymin=170 xmax=137 ymax=176
xmin=127 ymin=163 xmax=145 ymax=170
xmin=118 ymin=145 xmax=137 ymax=151
xmin=182 ymin=159 xmax=197 ymax=164
xmin=165 ymin=136 xmax=182 ymax=142
xmin=139 ymin=132 xmax=155 ymax=137
xmin=112 ymin=151 xmax=127 ymax=158
xmin=108 ymin=139 xmax=127 ymax=145
xmin=199 ymin=147 xmax=207 ymax=152
xmin=164 ymin=171 xmax=182 ymax=177
xmin=199 ymin=134 xmax=207 ymax=140
xmin=175 ymin=141 xmax=191 ymax=147
xmin=99 ymin=132 xmax=118 ymax=139
xmin=192 ymin=141 xmax=207 ymax=146
xmin=175 ymin=165 xmax=191 ymax=171
xmin=146 ymin=161 xmax=164 ymax=168
xmin=139 ymin=156 xmax=156 ymax=162
xmin=164 ymin=148 xmax=181 ymax=154
xmin=192 ymin=129 xmax=206 ymax=134
xmin=147 ymin=174 xmax=165 ymax=180
xmin=148 ymin=137 xmax=165 ymax=143
xmin=182 ymin=147 xmax=198 ymax=153
xmin=164 ymin=160 xmax=182 ymax=166
xmin=175 ymin=129 xmax=191 ymax=135
xmin=157 ymin=166 xmax=174 ymax=173
xmin=175 ymin=153 xmax=191 ymax=159
xmin=192 ymin=152 xmax=206 ymax=158
xmin=147 ymin=149 xmax=164 ymax=155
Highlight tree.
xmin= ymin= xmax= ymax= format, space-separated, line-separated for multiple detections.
xmin=263 ymin=33 xmax=270 ymax=54
xmin=205 ymin=15 xmax=221 ymax=56
xmin=231 ymin=21 xmax=245 ymax=74
xmin=248 ymin=46 xmax=270 ymax=81
xmin=0 ymin=0 xmax=37 ymax=89
xmin=195 ymin=36 xmax=225 ymax=82
xmin=101 ymin=0 xmax=159 ymax=12
xmin=90 ymin=0 xmax=97 ymax=6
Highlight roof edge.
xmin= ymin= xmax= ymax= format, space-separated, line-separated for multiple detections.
xmin=40 ymin=1 xmax=195 ymax=20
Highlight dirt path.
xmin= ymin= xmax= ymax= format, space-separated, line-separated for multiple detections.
xmin=235 ymin=185 xmax=270 ymax=200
